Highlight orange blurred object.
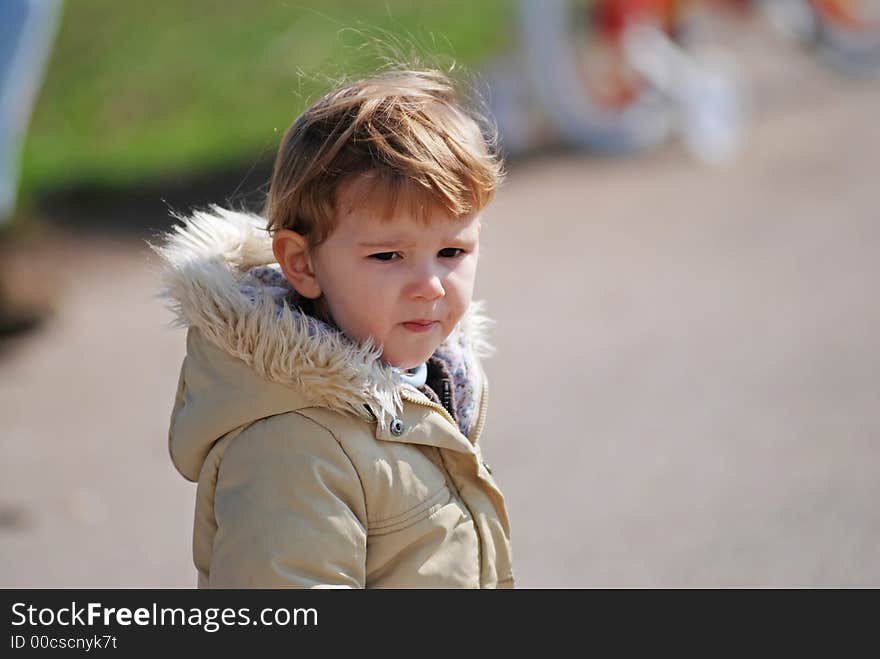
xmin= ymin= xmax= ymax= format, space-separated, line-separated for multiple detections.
xmin=812 ymin=0 xmax=876 ymax=31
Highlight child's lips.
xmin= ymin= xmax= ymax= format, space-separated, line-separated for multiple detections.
xmin=401 ymin=320 xmax=438 ymax=333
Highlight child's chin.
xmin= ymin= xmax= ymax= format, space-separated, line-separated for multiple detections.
xmin=385 ymin=347 xmax=436 ymax=370
xmin=389 ymin=358 xmax=428 ymax=370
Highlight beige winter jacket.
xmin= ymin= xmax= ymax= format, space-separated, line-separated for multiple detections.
xmin=157 ymin=207 xmax=515 ymax=588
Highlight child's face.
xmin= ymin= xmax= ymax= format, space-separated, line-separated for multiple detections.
xmin=310 ymin=183 xmax=481 ymax=370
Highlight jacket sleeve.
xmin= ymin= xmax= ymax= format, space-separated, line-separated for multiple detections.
xmin=207 ymin=411 xmax=368 ymax=588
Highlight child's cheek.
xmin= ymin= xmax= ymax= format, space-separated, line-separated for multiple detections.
xmin=449 ymin=266 xmax=477 ymax=299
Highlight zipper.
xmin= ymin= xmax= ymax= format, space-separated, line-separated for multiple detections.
xmin=401 ymin=375 xmax=490 ymax=447
xmin=400 ymin=387 xmax=459 ymax=430
xmin=402 ymin=381 xmax=493 ymax=586
xmin=468 ymin=371 xmax=490 ymax=445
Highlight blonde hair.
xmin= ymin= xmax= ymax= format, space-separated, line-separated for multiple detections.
xmin=263 ymin=68 xmax=504 ymax=246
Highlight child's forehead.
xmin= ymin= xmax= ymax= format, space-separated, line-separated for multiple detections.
xmin=334 ymin=171 xmax=476 ymax=238
xmin=336 ymin=170 xmax=434 ymax=218
xmin=336 ymin=206 xmax=478 ymax=245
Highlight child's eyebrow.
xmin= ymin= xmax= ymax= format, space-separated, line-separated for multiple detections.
xmin=358 ymin=235 xmax=477 ymax=249
xmin=358 ymin=240 xmax=414 ymax=248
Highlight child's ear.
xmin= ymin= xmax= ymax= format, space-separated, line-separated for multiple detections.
xmin=272 ymin=230 xmax=322 ymax=299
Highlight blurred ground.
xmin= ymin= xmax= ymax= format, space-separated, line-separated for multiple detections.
xmin=2 ymin=19 xmax=879 ymax=587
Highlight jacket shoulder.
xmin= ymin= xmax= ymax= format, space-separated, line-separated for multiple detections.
xmin=208 ymin=410 xmax=369 ymax=587
xmin=220 ymin=410 xmax=366 ymax=497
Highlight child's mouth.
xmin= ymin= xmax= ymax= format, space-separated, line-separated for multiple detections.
xmin=402 ymin=321 xmax=437 ymax=333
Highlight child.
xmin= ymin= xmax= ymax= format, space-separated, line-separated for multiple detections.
xmin=156 ymin=68 xmax=514 ymax=588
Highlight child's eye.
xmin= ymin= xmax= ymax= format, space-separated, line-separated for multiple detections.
xmin=369 ymin=252 xmax=400 ymax=261
xmin=438 ymin=248 xmax=465 ymax=258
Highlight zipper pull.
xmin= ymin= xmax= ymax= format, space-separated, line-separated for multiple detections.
xmin=441 ymin=379 xmax=453 ymax=415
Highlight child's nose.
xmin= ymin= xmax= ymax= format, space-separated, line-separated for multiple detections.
xmin=409 ymin=267 xmax=445 ymax=301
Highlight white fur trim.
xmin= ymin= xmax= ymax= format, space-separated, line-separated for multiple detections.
xmin=151 ymin=205 xmax=492 ymax=430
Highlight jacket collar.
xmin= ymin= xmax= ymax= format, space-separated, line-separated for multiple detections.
xmin=154 ymin=206 xmax=493 ymax=436
xmin=375 ymin=385 xmax=480 ymax=454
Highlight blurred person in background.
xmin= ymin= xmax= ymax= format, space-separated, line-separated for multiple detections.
xmin=0 ymin=0 xmax=62 ymax=337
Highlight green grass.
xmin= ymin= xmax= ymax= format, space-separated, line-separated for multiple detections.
xmin=20 ymin=0 xmax=516 ymax=200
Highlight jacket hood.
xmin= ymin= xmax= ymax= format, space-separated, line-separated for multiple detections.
xmin=153 ymin=206 xmax=493 ymax=481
